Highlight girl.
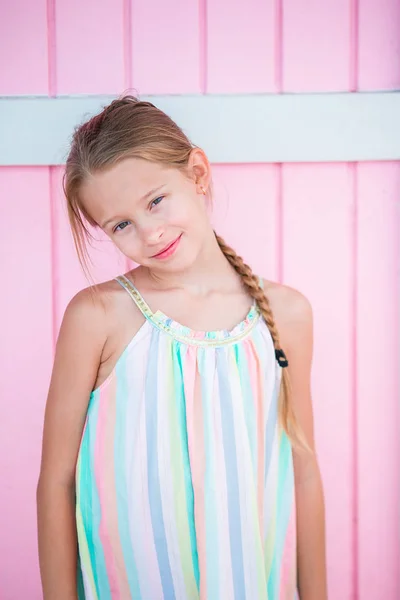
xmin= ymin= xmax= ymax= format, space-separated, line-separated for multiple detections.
xmin=37 ymin=95 xmax=327 ymax=599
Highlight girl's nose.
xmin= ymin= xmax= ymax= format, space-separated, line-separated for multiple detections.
xmin=140 ymin=223 xmax=165 ymax=245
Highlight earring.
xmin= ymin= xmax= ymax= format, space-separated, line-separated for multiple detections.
xmin=200 ymin=186 xmax=206 ymax=195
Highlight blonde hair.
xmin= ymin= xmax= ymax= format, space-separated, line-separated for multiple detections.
xmin=64 ymin=94 xmax=310 ymax=453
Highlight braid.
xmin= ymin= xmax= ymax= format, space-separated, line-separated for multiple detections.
xmin=215 ymin=232 xmax=311 ymax=453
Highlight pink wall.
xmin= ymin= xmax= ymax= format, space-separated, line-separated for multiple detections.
xmin=0 ymin=1 xmax=399 ymax=598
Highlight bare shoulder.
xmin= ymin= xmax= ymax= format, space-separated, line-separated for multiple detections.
xmin=54 ymin=282 xmax=118 ymax=382
xmin=262 ymin=278 xmax=313 ymax=351
xmin=57 ymin=287 xmax=101 ymax=353
xmin=65 ymin=278 xmax=119 ymax=316
xmin=61 ymin=274 xmax=145 ymax=388
xmin=62 ymin=276 xmax=134 ymax=334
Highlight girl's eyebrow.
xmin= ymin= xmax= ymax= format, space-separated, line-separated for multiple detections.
xmin=101 ymin=184 xmax=166 ymax=229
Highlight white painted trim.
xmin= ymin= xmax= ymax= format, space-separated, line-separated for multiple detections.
xmin=0 ymin=93 xmax=399 ymax=165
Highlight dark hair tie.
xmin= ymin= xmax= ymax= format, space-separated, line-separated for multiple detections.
xmin=275 ymin=348 xmax=289 ymax=368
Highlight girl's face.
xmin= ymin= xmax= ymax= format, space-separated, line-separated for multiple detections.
xmin=80 ymin=151 xmax=212 ymax=271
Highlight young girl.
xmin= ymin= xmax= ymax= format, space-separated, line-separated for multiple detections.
xmin=37 ymin=95 xmax=327 ymax=599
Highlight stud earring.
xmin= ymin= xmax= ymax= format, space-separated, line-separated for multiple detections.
xmin=200 ymin=186 xmax=206 ymax=195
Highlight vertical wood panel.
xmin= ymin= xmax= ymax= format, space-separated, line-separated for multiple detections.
xmin=282 ymin=164 xmax=354 ymax=599
xmin=358 ymin=0 xmax=400 ymax=90
xmin=357 ymin=162 xmax=400 ymax=599
xmin=131 ymin=0 xmax=201 ymax=94
xmin=0 ymin=0 xmax=48 ymax=94
xmin=52 ymin=168 xmax=127 ymax=332
xmin=207 ymin=0 xmax=277 ymax=93
xmin=282 ymin=0 xmax=351 ymax=92
xmin=0 ymin=168 xmax=53 ymax=597
xmin=211 ymin=165 xmax=279 ymax=280
xmin=55 ymin=0 xmax=125 ymax=94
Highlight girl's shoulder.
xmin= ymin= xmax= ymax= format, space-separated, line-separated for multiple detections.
xmin=262 ymin=278 xmax=313 ymax=349
xmin=67 ymin=274 xmax=139 ymax=321
xmin=63 ymin=279 xmax=119 ymax=330
xmin=262 ymin=278 xmax=311 ymax=310
xmin=62 ymin=276 xmax=146 ymax=390
xmin=67 ymin=273 xmax=145 ymax=330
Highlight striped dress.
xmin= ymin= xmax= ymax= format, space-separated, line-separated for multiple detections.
xmin=75 ymin=274 xmax=298 ymax=599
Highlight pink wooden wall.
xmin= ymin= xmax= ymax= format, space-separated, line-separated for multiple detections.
xmin=0 ymin=1 xmax=399 ymax=598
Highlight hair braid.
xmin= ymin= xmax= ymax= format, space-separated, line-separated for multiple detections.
xmin=215 ymin=232 xmax=311 ymax=453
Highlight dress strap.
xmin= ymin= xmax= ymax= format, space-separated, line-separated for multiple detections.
xmin=115 ymin=275 xmax=154 ymax=319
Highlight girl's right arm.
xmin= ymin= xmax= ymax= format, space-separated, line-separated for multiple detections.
xmin=36 ymin=288 xmax=107 ymax=600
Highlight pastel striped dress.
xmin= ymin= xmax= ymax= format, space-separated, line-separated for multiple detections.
xmin=75 ymin=274 xmax=298 ymax=599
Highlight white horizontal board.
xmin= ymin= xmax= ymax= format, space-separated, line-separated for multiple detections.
xmin=0 ymin=92 xmax=399 ymax=165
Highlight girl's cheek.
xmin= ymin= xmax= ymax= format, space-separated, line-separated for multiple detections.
xmin=113 ymin=236 xmax=133 ymax=256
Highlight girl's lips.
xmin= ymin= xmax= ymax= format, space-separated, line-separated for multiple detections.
xmin=151 ymin=234 xmax=182 ymax=259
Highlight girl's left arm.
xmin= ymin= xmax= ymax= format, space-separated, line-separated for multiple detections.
xmin=281 ymin=290 xmax=328 ymax=600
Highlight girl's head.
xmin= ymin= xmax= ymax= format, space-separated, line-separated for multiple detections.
xmin=64 ymin=96 xmax=214 ymax=273
xmin=64 ymin=94 xmax=310 ymax=453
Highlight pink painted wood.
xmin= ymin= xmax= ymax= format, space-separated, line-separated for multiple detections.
xmin=0 ymin=168 xmax=53 ymax=597
xmin=212 ymin=164 xmax=279 ymax=280
xmin=282 ymin=0 xmax=352 ymax=92
xmin=131 ymin=0 xmax=201 ymax=94
xmin=0 ymin=0 xmax=48 ymax=94
xmin=356 ymin=162 xmax=400 ymax=598
xmin=358 ymin=0 xmax=400 ymax=90
xmin=54 ymin=0 xmax=125 ymax=94
xmin=282 ymin=164 xmax=355 ymax=599
xmin=206 ymin=0 xmax=277 ymax=93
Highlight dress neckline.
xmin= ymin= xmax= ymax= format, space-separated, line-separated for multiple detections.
xmin=115 ymin=274 xmax=261 ymax=347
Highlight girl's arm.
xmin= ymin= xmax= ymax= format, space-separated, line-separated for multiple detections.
xmin=37 ymin=289 xmax=107 ymax=600
xmin=281 ymin=289 xmax=328 ymax=599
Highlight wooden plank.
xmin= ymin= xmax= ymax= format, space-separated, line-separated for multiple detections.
xmin=282 ymin=0 xmax=351 ymax=91
xmin=131 ymin=0 xmax=201 ymax=93
xmin=211 ymin=164 xmax=279 ymax=280
xmin=0 ymin=167 xmax=53 ymax=596
xmin=356 ymin=162 xmax=400 ymax=598
xmin=206 ymin=0 xmax=277 ymax=93
xmin=0 ymin=0 xmax=48 ymax=94
xmin=282 ymin=164 xmax=354 ymax=598
xmin=358 ymin=0 xmax=400 ymax=90
xmin=2 ymin=93 xmax=400 ymax=166
xmin=55 ymin=0 xmax=125 ymax=93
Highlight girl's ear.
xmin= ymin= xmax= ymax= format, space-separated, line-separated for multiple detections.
xmin=188 ymin=148 xmax=211 ymax=192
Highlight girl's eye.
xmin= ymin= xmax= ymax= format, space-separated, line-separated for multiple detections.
xmin=113 ymin=220 xmax=131 ymax=233
xmin=150 ymin=195 xmax=164 ymax=209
